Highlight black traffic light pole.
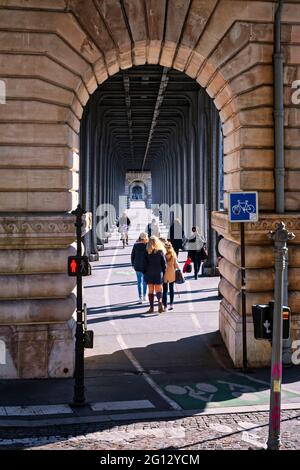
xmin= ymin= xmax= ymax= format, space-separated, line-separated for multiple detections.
xmin=72 ymin=204 xmax=86 ymax=406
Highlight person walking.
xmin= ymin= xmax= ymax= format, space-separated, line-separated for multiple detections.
xmin=117 ymin=212 xmax=131 ymax=246
xmin=131 ymin=232 xmax=148 ymax=304
xmin=147 ymin=218 xmax=160 ymax=238
xmin=162 ymin=241 xmax=179 ymax=311
xmin=119 ymin=223 xmax=129 ymax=248
xmin=168 ymin=217 xmax=184 ymax=256
xmin=143 ymin=236 xmax=166 ymax=313
xmin=187 ymin=226 xmax=206 ymax=280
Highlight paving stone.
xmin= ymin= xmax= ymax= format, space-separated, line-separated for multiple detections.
xmin=0 ymin=409 xmax=299 ymax=450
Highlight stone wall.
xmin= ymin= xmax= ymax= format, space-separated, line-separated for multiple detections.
xmin=212 ymin=213 xmax=300 ymax=366
xmin=0 ymin=0 xmax=299 ymax=374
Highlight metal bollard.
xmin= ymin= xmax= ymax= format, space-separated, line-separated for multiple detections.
xmin=266 ymin=222 xmax=295 ymax=450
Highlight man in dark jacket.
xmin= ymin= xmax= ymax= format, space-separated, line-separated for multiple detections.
xmin=168 ymin=218 xmax=185 ymax=256
xmin=131 ymin=232 xmax=148 ymax=303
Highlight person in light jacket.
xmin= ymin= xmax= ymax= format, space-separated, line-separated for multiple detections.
xmin=117 ymin=212 xmax=131 ymax=246
xmin=147 ymin=218 xmax=160 ymax=238
xmin=187 ymin=226 xmax=206 ymax=280
xmin=162 ymin=241 xmax=180 ymax=311
xmin=131 ymin=232 xmax=149 ymax=304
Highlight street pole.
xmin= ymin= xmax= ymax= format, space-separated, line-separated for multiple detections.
xmin=72 ymin=204 xmax=86 ymax=406
xmin=282 ymin=250 xmax=292 ymax=365
xmin=240 ymin=223 xmax=247 ymax=371
xmin=267 ymin=222 xmax=295 ymax=450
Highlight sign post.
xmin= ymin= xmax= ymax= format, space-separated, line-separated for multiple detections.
xmin=240 ymin=222 xmax=247 ymax=371
xmin=229 ymin=192 xmax=258 ymax=372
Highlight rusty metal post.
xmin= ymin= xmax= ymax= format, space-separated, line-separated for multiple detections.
xmin=267 ymin=222 xmax=295 ymax=450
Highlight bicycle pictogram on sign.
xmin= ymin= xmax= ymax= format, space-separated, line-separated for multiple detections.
xmin=232 ymin=200 xmax=255 ymax=216
xmin=229 ymin=192 xmax=258 ymax=222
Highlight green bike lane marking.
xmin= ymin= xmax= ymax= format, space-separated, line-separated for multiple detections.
xmin=162 ymin=376 xmax=300 ymax=410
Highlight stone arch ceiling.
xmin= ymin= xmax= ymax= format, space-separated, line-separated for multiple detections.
xmin=66 ymin=0 xmax=275 ymax=124
xmin=1 ymin=0 xmax=300 ymax=211
xmin=0 ymin=0 xmax=276 ymax=123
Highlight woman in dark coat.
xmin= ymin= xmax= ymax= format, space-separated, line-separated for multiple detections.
xmin=143 ymin=236 xmax=166 ymax=313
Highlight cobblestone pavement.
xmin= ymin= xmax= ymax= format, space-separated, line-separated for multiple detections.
xmin=0 ymin=410 xmax=299 ymax=450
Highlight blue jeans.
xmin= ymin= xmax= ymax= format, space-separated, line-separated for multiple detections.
xmin=136 ymin=271 xmax=147 ymax=297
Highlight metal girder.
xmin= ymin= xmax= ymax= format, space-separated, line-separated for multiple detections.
xmin=83 ymin=65 xmax=216 ymax=173
xmin=122 ymin=71 xmax=134 ymax=159
xmin=141 ymin=67 xmax=169 ymax=171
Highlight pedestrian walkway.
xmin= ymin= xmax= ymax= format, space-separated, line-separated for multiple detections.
xmin=110 ymin=203 xmax=168 ymax=241
xmin=0 ymin=410 xmax=299 ymax=450
xmin=0 ymin=238 xmax=300 ymax=427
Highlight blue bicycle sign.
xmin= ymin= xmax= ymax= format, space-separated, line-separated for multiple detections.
xmin=229 ymin=192 xmax=258 ymax=222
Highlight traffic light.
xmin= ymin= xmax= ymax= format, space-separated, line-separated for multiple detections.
xmin=282 ymin=306 xmax=291 ymax=340
xmin=252 ymin=301 xmax=291 ymax=340
xmin=68 ymin=256 xmax=91 ymax=277
xmin=252 ymin=304 xmax=273 ymax=340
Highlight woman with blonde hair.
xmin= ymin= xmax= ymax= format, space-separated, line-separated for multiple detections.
xmin=162 ymin=241 xmax=179 ymax=311
xmin=143 ymin=236 xmax=166 ymax=313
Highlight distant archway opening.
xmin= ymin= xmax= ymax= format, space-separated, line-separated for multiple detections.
xmin=131 ymin=183 xmax=144 ymax=200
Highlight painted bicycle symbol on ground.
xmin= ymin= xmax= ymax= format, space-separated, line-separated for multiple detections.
xmin=232 ymin=200 xmax=255 ymax=216
xmin=164 ymin=380 xmax=268 ymax=408
xmin=164 ymin=379 xmax=300 ymax=410
xmin=165 ymin=383 xmax=219 ymax=403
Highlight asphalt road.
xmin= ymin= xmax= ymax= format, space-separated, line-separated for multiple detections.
xmin=1 ymin=238 xmax=300 ymax=416
xmin=82 ymin=239 xmax=300 ymax=413
xmin=1 ymin=238 xmax=300 ymax=451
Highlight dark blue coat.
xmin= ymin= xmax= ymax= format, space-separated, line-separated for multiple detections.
xmin=168 ymin=222 xmax=185 ymax=252
xmin=143 ymin=250 xmax=166 ymax=285
xmin=131 ymin=242 xmax=147 ymax=272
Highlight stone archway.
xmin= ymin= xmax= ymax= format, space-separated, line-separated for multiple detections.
xmin=124 ymin=171 xmax=152 ymax=209
xmin=1 ymin=0 xmax=300 ymax=377
xmin=130 ymin=183 xmax=144 ymax=201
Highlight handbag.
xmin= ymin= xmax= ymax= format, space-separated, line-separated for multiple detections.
xmin=175 ymin=268 xmax=185 ymax=284
xmin=200 ymin=244 xmax=208 ymax=261
xmin=183 ymin=257 xmax=192 ymax=273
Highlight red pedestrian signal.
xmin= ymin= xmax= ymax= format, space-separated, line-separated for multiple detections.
xmin=68 ymin=256 xmax=78 ymax=276
xmin=68 ymin=256 xmax=91 ymax=277
xmin=70 ymin=259 xmax=77 ymax=274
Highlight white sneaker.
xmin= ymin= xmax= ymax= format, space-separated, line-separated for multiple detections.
xmin=138 ymin=298 xmax=143 ymax=304
xmin=168 ymin=304 xmax=174 ymax=310
xmin=142 ymin=296 xmax=147 ymax=302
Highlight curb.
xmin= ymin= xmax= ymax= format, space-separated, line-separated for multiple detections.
xmin=0 ymin=403 xmax=300 ymax=428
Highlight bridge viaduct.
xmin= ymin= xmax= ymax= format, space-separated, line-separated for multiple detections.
xmin=0 ymin=0 xmax=300 ymax=377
